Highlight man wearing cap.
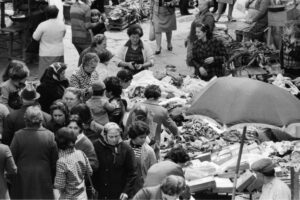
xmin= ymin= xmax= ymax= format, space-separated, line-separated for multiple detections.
xmin=2 ymin=84 xmax=51 ymax=145
xmin=251 ymin=158 xmax=291 ymax=200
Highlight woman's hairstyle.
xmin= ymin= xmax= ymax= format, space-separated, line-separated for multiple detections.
xmin=64 ymin=87 xmax=83 ymax=102
xmin=55 ymin=127 xmax=77 ymax=150
xmin=128 ymin=121 xmax=150 ymax=139
xmin=104 ymin=76 xmax=123 ymax=97
xmin=82 ymin=52 xmax=100 ymax=67
xmin=2 ymin=60 xmax=29 ymax=81
xmin=195 ymin=23 xmax=213 ymax=40
xmin=70 ymin=103 xmax=93 ymax=124
xmin=45 ymin=5 xmax=59 ymax=19
xmin=160 ymin=175 xmax=186 ymax=196
xmin=117 ymin=69 xmax=133 ymax=83
xmin=133 ymin=104 xmax=148 ymax=122
xmin=144 ymin=85 xmax=161 ymax=99
xmin=103 ymin=122 xmax=122 ymax=135
xmin=68 ymin=115 xmax=84 ymax=131
xmin=127 ymin=24 xmax=143 ymax=37
xmin=24 ymin=106 xmax=43 ymax=127
xmin=50 ymin=100 xmax=69 ymax=120
xmin=91 ymin=34 xmax=106 ymax=48
xmin=164 ymin=145 xmax=190 ymax=164
xmin=91 ymin=9 xmax=101 ymax=17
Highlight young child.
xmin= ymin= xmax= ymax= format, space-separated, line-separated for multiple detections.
xmin=86 ymin=80 xmax=115 ymax=125
xmin=91 ymin=9 xmax=107 ymax=36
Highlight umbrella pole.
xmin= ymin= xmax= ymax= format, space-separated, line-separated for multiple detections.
xmin=231 ymin=126 xmax=247 ymax=200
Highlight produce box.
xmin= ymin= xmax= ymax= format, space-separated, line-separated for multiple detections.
xmin=213 ymin=178 xmax=233 ymax=193
xmin=187 ymin=176 xmax=216 ymax=193
xmin=246 ymin=173 xmax=263 ymax=192
xmin=236 ymin=170 xmax=256 ymax=192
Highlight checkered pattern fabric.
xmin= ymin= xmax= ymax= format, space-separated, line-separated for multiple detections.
xmin=282 ymin=40 xmax=300 ymax=70
xmin=54 ymin=148 xmax=92 ymax=199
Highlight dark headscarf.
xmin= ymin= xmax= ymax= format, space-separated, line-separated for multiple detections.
xmin=41 ymin=62 xmax=67 ymax=83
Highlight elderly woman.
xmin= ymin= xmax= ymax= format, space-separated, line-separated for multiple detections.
xmin=93 ymin=122 xmax=138 ymax=200
xmin=186 ymin=0 xmax=215 ymax=66
xmin=70 ymin=52 xmax=100 ymax=100
xmin=32 ymin=5 xmax=66 ymax=78
xmin=125 ymin=121 xmax=157 ymax=193
xmin=54 ymin=127 xmax=93 ymax=200
xmin=116 ymin=24 xmax=154 ymax=75
xmin=133 ymin=175 xmax=186 ymax=200
xmin=78 ymin=34 xmax=113 ymax=66
xmin=37 ymin=62 xmax=69 ymax=113
xmin=0 ymin=143 xmax=17 ymax=200
xmin=104 ymin=76 xmax=126 ymax=129
xmin=46 ymin=100 xmax=69 ymax=134
xmin=63 ymin=87 xmax=83 ymax=112
xmin=10 ymin=106 xmax=58 ymax=199
xmin=251 ymin=158 xmax=291 ymax=200
xmin=0 ymin=60 xmax=29 ymax=110
xmin=191 ymin=23 xmax=227 ymax=80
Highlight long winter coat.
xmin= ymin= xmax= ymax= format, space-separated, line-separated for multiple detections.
xmin=10 ymin=127 xmax=58 ymax=199
xmin=92 ymin=136 xmax=138 ymax=199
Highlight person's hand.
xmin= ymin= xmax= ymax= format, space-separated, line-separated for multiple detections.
xmin=135 ymin=64 xmax=144 ymax=70
xmin=120 ymin=193 xmax=128 ymax=200
xmin=126 ymin=62 xmax=135 ymax=70
xmin=199 ymin=67 xmax=208 ymax=76
xmin=204 ymin=57 xmax=214 ymax=64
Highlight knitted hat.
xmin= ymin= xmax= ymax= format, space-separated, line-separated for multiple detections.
xmin=251 ymin=158 xmax=276 ymax=174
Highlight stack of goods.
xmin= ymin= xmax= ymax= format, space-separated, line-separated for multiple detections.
xmin=269 ymin=74 xmax=299 ymax=95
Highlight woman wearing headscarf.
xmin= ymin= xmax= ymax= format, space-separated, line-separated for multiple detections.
xmin=37 ymin=62 xmax=69 ymax=113
xmin=10 ymin=106 xmax=58 ymax=199
xmin=93 ymin=122 xmax=138 ymax=200
xmin=251 ymin=158 xmax=291 ymax=200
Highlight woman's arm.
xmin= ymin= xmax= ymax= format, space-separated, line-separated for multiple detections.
xmin=143 ymin=43 xmax=154 ymax=69
xmin=54 ymin=161 xmax=67 ymax=194
xmin=4 ymin=145 xmax=17 ymax=175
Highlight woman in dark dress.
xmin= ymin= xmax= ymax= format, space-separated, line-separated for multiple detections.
xmin=37 ymin=62 xmax=69 ymax=113
xmin=10 ymin=106 xmax=58 ymax=199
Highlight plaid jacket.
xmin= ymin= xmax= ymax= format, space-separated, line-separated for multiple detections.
xmin=282 ymin=39 xmax=300 ymax=70
xmin=192 ymin=38 xmax=228 ymax=77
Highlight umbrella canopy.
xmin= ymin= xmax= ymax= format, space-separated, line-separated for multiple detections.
xmin=186 ymin=77 xmax=300 ymax=127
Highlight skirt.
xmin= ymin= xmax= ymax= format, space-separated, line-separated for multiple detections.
xmin=153 ymin=7 xmax=177 ymax=33
xmin=39 ymin=56 xmax=64 ymax=78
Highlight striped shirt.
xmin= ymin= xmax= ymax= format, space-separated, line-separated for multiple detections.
xmin=54 ymin=148 xmax=92 ymax=200
xmin=70 ymin=2 xmax=92 ymax=45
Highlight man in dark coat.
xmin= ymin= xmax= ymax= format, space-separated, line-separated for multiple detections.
xmin=2 ymin=84 xmax=51 ymax=145
xmin=92 ymin=122 xmax=137 ymax=199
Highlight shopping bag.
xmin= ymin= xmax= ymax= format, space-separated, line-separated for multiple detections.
xmin=149 ymin=21 xmax=155 ymax=41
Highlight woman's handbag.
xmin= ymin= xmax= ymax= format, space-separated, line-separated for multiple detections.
xmin=87 ymin=174 xmax=98 ymax=200
xmin=149 ymin=21 xmax=155 ymax=41
xmin=8 ymin=91 xmax=23 ymax=109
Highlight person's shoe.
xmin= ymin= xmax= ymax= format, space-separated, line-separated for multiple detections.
xmin=155 ymin=47 xmax=161 ymax=55
xmin=227 ymin=16 xmax=236 ymax=22
xmin=167 ymin=46 xmax=173 ymax=51
xmin=181 ymin=12 xmax=192 ymax=15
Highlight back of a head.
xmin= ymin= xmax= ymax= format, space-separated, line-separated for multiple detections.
xmin=46 ymin=5 xmax=59 ymax=19
xmin=160 ymin=175 xmax=186 ymax=196
xmin=144 ymin=84 xmax=161 ymax=100
xmin=4 ymin=60 xmax=29 ymax=81
xmin=82 ymin=52 xmax=100 ymax=67
xmin=128 ymin=121 xmax=150 ymax=139
xmin=56 ymin=127 xmax=77 ymax=150
xmin=164 ymin=145 xmax=190 ymax=164
xmin=24 ymin=106 xmax=43 ymax=127
xmin=70 ymin=103 xmax=92 ymax=124
xmin=117 ymin=69 xmax=133 ymax=83
xmin=104 ymin=76 xmax=123 ymax=97
xmin=133 ymin=104 xmax=148 ymax=121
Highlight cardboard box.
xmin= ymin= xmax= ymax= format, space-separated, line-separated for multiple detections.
xmin=213 ymin=178 xmax=233 ymax=193
xmin=246 ymin=173 xmax=264 ymax=192
xmin=187 ymin=176 xmax=216 ymax=193
xmin=195 ymin=152 xmax=211 ymax=162
xmin=236 ymin=170 xmax=256 ymax=192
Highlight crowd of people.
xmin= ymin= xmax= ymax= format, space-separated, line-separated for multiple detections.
xmin=0 ymin=0 xmax=297 ymax=199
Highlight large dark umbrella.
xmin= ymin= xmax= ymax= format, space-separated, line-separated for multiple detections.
xmin=187 ymin=77 xmax=300 ymax=127
xmin=186 ymin=77 xmax=300 ymax=199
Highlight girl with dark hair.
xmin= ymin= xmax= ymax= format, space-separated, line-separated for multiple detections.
xmin=116 ymin=24 xmax=154 ymax=75
xmin=37 ymin=62 xmax=69 ymax=113
xmin=46 ymin=100 xmax=69 ymax=134
xmin=191 ymin=23 xmax=228 ymax=80
xmin=70 ymin=103 xmax=103 ymax=143
xmin=54 ymin=127 xmax=93 ymax=200
xmin=104 ymin=76 xmax=126 ymax=129
xmin=125 ymin=121 xmax=157 ymax=192
xmin=0 ymin=60 xmax=29 ymax=109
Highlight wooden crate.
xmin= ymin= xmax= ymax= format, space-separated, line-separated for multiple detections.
xmin=107 ymin=16 xmax=137 ymax=31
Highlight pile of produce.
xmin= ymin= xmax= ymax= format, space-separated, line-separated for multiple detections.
xmin=225 ymin=41 xmax=280 ymax=77
xmin=107 ymin=0 xmax=150 ymax=21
